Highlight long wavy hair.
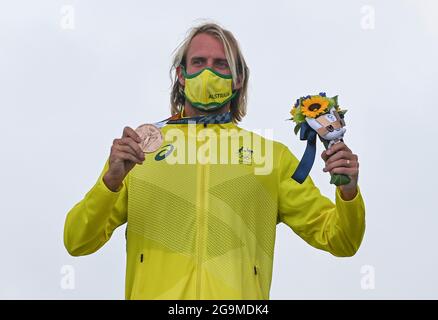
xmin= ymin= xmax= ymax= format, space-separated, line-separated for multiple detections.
xmin=170 ymin=22 xmax=249 ymax=123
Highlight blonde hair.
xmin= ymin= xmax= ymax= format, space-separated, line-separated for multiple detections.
xmin=170 ymin=22 xmax=249 ymax=123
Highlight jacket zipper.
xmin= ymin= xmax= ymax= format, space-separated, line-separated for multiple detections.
xmin=196 ymin=157 xmax=209 ymax=299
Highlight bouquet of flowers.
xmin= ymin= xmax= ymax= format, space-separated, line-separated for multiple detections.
xmin=289 ymin=92 xmax=351 ymax=186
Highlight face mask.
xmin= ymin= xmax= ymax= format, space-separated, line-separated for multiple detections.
xmin=182 ymin=66 xmax=237 ymax=111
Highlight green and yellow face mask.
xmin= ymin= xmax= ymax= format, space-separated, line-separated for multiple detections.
xmin=182 ymin=66 xmax=237 ymax=111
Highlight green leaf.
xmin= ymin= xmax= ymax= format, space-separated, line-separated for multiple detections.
xmin=293 ymin=111 xmax=305 ymax=123
xmin=327 ymin=95 xmax=338 ymax=109
xmin=338 ymin=110 xmax=348 ymax=118
xmin=294 ymin=123 xmax=301 ymax=135
xmin=330 ymin=173 xmax=351 ymax=186
xmin=328 ymin=99 xmax=335 ymax=108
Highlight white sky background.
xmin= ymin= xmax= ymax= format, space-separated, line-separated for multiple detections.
xmin=0 ymin=0 xmax=437 ymax=299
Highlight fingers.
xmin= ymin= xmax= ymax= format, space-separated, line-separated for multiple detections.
xmin=321 ymin=142 xmax=359 ymax=175
xmin=111 ymin=143 xmax=144 ymax=164
xmin=122 ymin=126 xmax=142 ymax=143
xmin=117 ymin=137 xmax=145 ymax=160
xmin=321 ymin=150 xmax=329 ymax=162
xmin=326 ymin=142 xmax=351 ymax=156
xmin=331 ymin=167 xmax=358 ymax=176
xmin=324 ymin=150 xmax=357 ymax=166
xmin=108 ymin=126 xmax=146 ymax=167
xmin=321 ymin=142 xmax=350 ymax=161
xmin=323 ymin=158 xmax=358 ymax=172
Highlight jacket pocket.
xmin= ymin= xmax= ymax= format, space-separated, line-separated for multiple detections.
xmin=131 ymin=253 xmax=145 ymax=299
xmin=253 ymin=264 xmax=264 ymax=300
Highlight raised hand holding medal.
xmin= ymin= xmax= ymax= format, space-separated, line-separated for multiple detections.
xmin=102 ymin=122 xmax=165 ymax=192
xmin=103 ymin=126 xmax=146 ymax=192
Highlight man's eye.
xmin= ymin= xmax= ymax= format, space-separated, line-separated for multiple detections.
xmin=216 ymin=61 xmax=229 ymax=68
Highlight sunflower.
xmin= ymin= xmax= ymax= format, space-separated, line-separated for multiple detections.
xmin=301 ymin=96 xmax=329 ymax=118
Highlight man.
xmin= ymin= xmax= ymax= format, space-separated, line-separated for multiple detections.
xmin=64 ymin=23 xmax=365 ymax=300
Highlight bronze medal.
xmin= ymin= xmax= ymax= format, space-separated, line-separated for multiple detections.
xmin=135 ymin=124 xmax=163 ymax=153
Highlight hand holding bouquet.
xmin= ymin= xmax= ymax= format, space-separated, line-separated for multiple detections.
xmin=289 ymin=92 xmax=351 ymax=186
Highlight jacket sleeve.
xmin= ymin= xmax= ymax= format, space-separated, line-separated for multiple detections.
xmin=277 ymin=144 xmax=366 ymax=257
xmin=64 ymin=159 xmax=128 ymax=256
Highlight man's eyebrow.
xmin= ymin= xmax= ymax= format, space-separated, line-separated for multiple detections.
xmin=190 ymin=56 xmax=207 ymax=61
xmin=190 ymin=57 xmax=228 ymax=62
xmin=214 ymin=58 xmax=228 ymax=63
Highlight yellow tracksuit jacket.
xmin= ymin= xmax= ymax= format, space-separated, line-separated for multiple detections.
xmin=64 ymin=120 xmax=365 ymax=300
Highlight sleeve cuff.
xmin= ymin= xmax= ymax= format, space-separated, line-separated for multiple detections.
xmin=336 ymin=185 xmax=362 ymax=203
xmin=96 ymin=174 xmax=124 ymax=194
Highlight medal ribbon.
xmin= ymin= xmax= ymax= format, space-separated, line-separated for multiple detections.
xmin=153 ymin=111 xmax=232 ymax=128
xmin=291 ymin=122 xmax=317 ymax=184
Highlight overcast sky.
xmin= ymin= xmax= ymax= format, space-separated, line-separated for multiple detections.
xmin=1 ymin=0 xmax=437 ymax=299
